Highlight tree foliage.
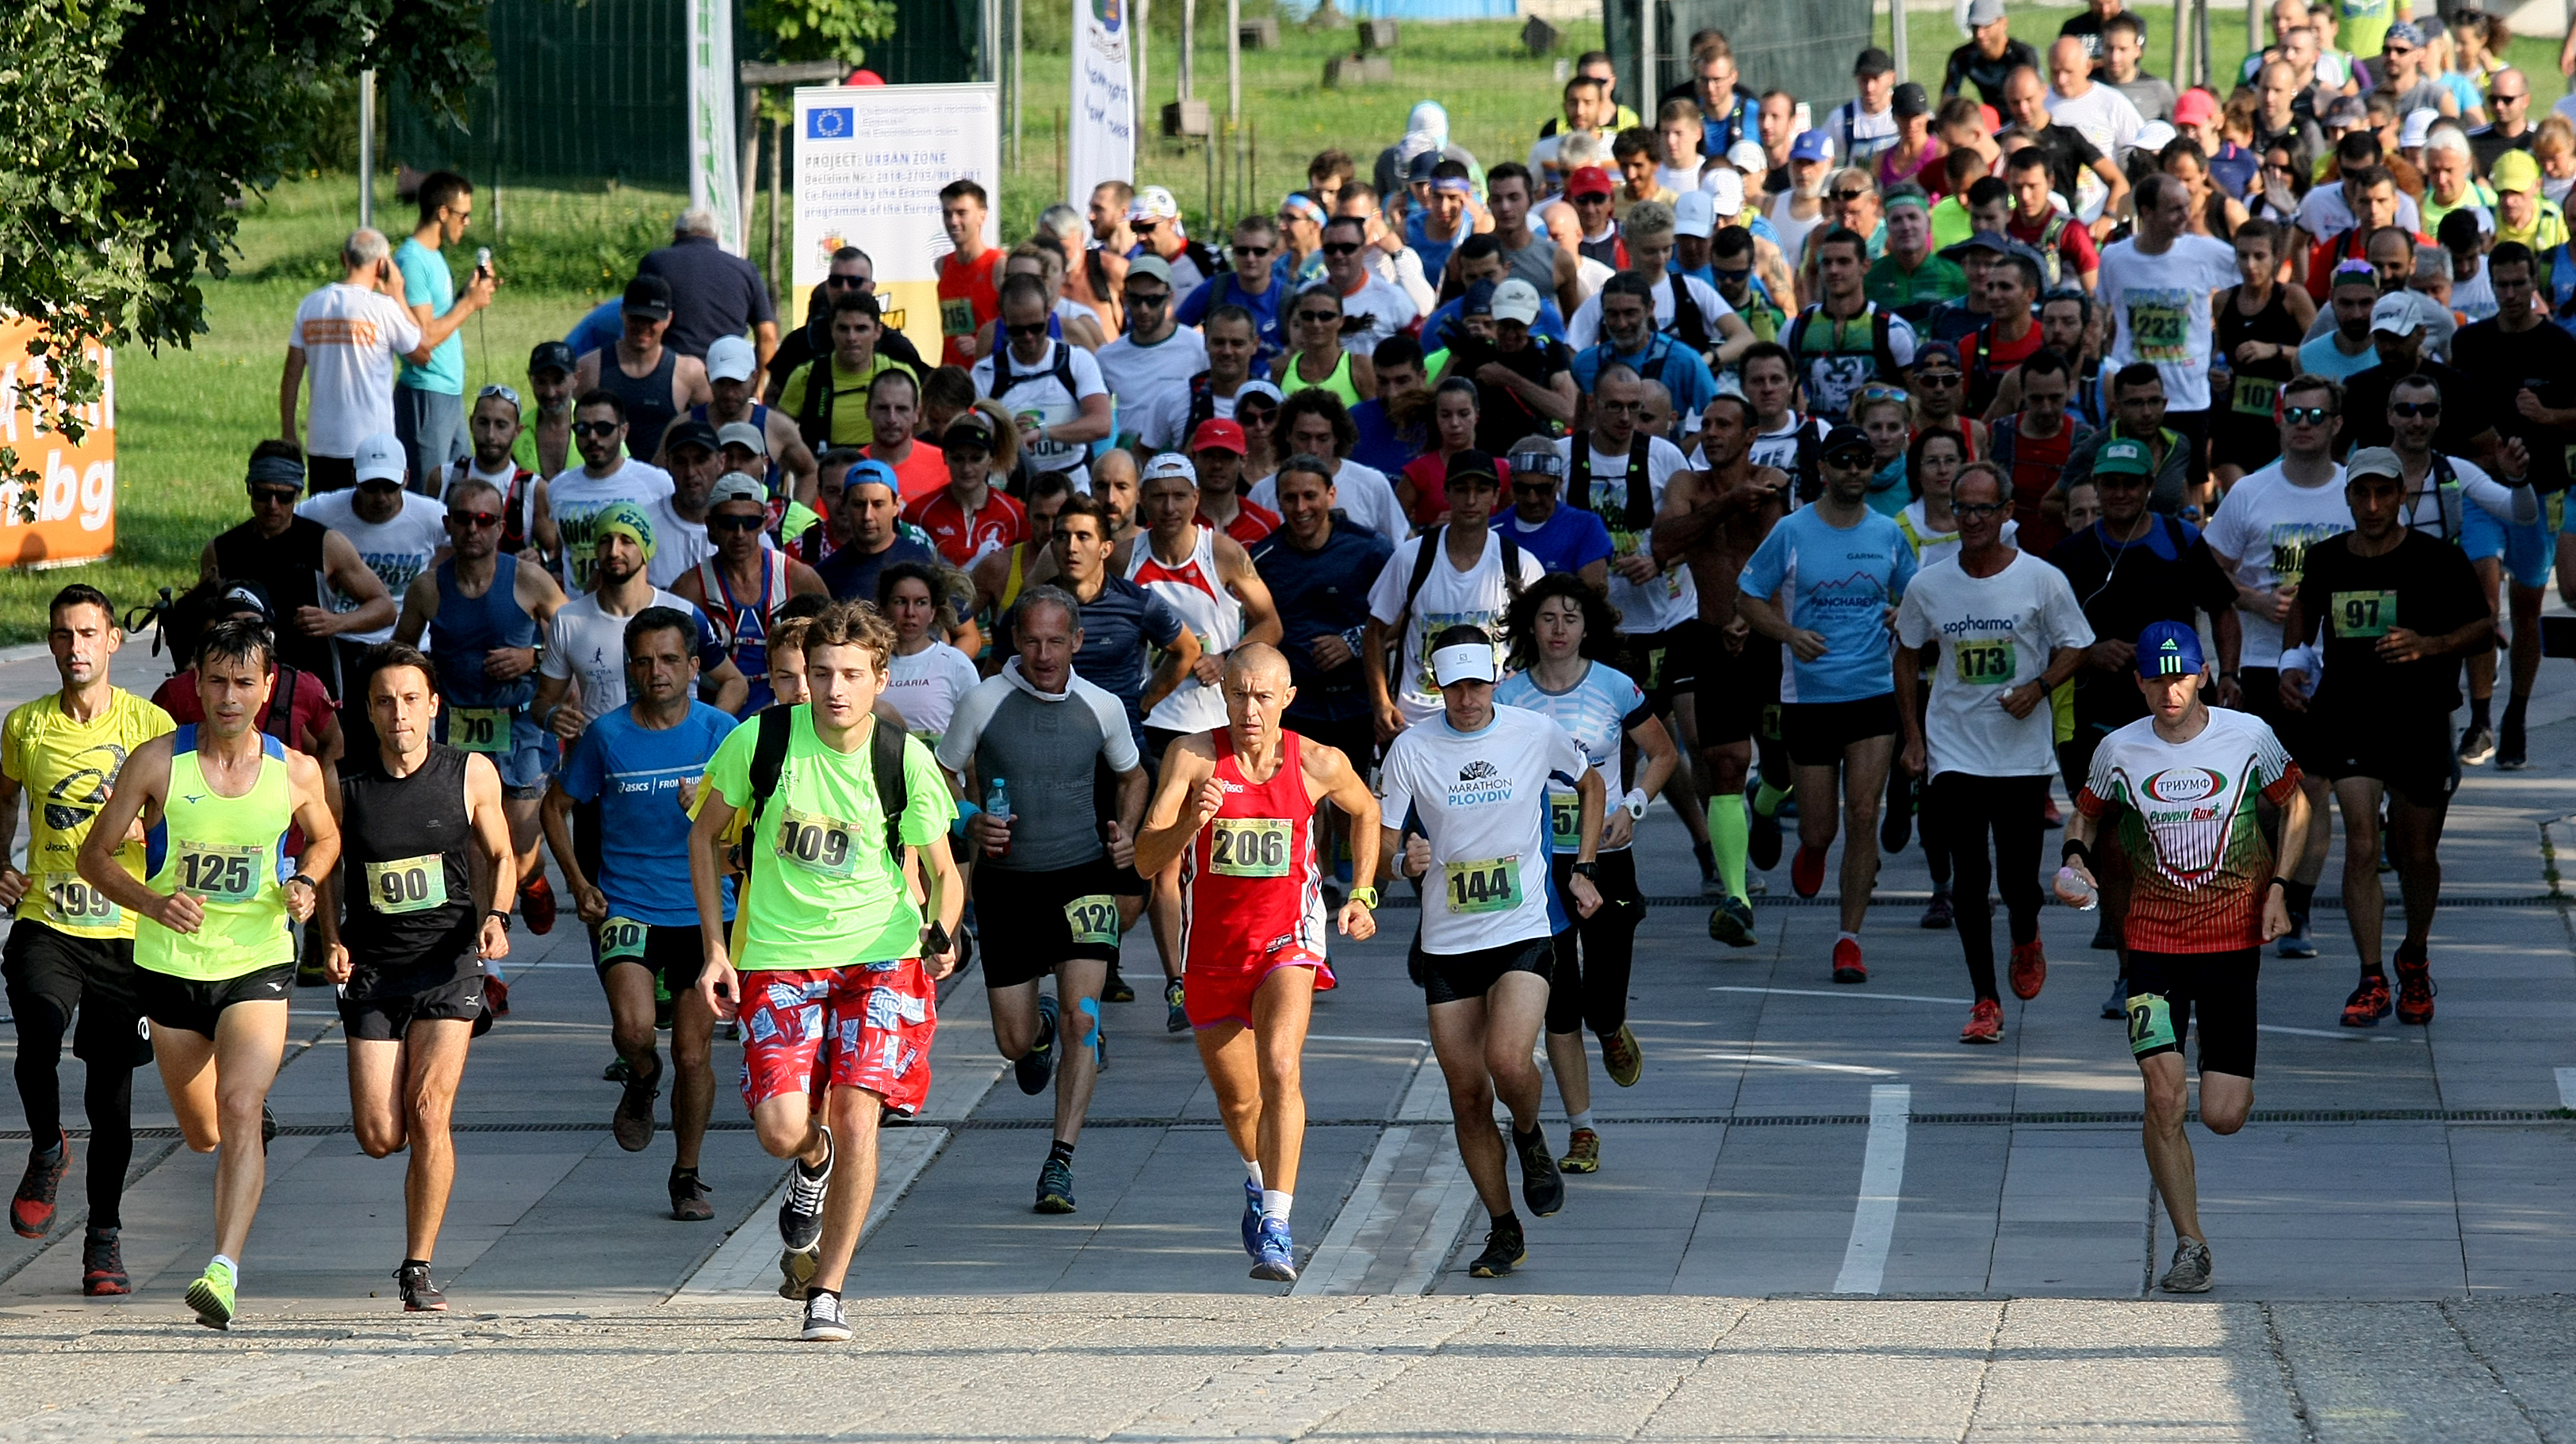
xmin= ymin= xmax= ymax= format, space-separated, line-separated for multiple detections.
xmin=0 ymin=0 xmax=489 ymax=489
xmin=745 ymin=0 xmax=900 ymax=69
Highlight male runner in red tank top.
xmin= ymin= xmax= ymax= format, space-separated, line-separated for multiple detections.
xmin=1135 ymin=643 xmax=1381 ymax=1284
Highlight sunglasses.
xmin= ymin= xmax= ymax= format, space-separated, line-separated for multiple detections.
xmin=1235 ymin=407 xmax=1278 ymax=425
xmin=1832 ymin=188 xmax=1870 ymax=202
xmin=1509 ymin=454 xmax=1567 ymax=477
xmin=1134 ymin=220 xmax=1163 ymax=234
xmin=249 ymin=485 xmax=300 ymax=505
xmin=1006 ymin=321 xmax=1050 ymax=339
xmin=1234 ymin=243 xmax=1275 ymax=257
xmin=1824 ymin=451 xmax=1877 ymax=469
xmin=2283 ymin=405 xmax=2334 ymax=425
xmin=824 ymin=274 xmax=867 ymax=289
xmin=477 ymin=383 xmax=522 ymax=407
xmin=1913 ymin=370 xmax=1962 ymax=386
xmin=1510 ymin=479 xmax=1560 ymax=495
xmin=446 ymin=511 xmax=503 ymax=530
xmin=1571 ymin=191 xmax=1613 ymax=204
xmin=1126 ymin=289 xmax=1172 ymax=307
xmin=572 ymin=420 xmax=622 ymax=439
xmin=1322 ymin=241 xmax=1364 ymax=258
xmin=1296 ymin=309 xmax=1342 ymax=324
xmin=1951 ymin=501 xmax=2006 ymax=519
xmin=709 ymin=513 xmax=768 ymax=532
xmin=1713 ymin=266 xmax=1753 ymax=283
xmin=2391 ymin=400 xmax=2441 ymax=417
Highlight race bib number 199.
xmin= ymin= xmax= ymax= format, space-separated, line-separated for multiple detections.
xmin=40 ymin=873 xmax=117 ymax=928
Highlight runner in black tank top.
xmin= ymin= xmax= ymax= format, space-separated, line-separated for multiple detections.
xmin=323 ymin=645 xmax=517 ymax=1313
xmin=2210 ymin=234 xmax=2309 ymax=481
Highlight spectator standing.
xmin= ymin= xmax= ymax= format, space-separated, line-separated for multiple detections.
xmin=282 ymin=229 xmax=427 ymax=494
xmin=572 ymin=275 xmax=711 ymax=463
xmin=636 ymin=208 xmax=778 ymax=383
xmin=392 ymin=174 xmax=500 ymax=492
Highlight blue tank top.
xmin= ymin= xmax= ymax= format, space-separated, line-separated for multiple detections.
xmin=702 ymin=551 xmax=788 ymax=716
xmin=430 ymin=554 xmax=538 ymax=711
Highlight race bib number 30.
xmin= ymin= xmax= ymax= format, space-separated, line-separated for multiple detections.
xmin=775 ymin=805 xmax=857 ymax=878
xmin=364 ymin=854 xmax=448 ymax=915
xmin=1444 ymin=856 xmax=1521 ymax=915
xmin=1063 ymin=894 xmax=1120 ymax=946
xmin=1210 ymin=818 xmax=1292 ymax=878
xmin=174 ymin=842 xmax=262 ymax=904
xmin=446 ymin=707 xmax=511 ymax=755
xmin=597 ymin=915 xmax=649 ymax=963
xmin=1952 ymin=638 xmax=2017 ymax=686
xmin=40 ymin=872 xmax=117 ymax=928
xmin=2331 ymin=589 xmax=2398 ymax=639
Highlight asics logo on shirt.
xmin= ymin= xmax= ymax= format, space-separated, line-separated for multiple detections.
xmin=40 ymin=745 xmax=125 ymax=833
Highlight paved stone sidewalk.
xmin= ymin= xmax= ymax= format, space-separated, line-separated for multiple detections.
xmin=0 ymin=1293 xmax=2567 ymax=1442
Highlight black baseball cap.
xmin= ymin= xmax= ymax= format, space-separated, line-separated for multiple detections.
xmin=528 ymin=340 xmax=576 ymax=378
xmin=662 ymin=419 xmax=721 ymax=457
xmin=1821 ymin=424 xmax=1877 ymax=462
xmin=1445 ymin=449 xmax=1502 ymax=487
xmin=623 ymin=274 xmax=673 ymax=320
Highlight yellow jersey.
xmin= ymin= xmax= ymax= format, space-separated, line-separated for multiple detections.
xmin=2 ymin=688 xmax=174 ymax=940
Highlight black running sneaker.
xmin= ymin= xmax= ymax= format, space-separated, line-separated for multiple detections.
xmin=1102 ymin=963 xmax=1135 ymax=1004
xmin=1164 ymin=978 xmax=1188 ymax=1033
xmin=1015 ymin=995 xmax=1058 ymax=1095
xmin=1747 ymin=798 xmax=1783 ymax=872
xmin=395 ymin=1262 xmax=447 ymax=1312
xmin=669 ymin=1166 xmax=714 ymax=1222
xmin=1515 ymin=1128 xmax=1564 ymax=1217
xmin=261 ymin=1105 xmax=278 ymax=1151
xmin=779 ymin=1126 xmax=833 ymax=1252
xmin=10 ymin=1132 xmax=69 ymax=1238
xmin=1468 ymin=1216 xmax=1527 ymax=1278
xmin=1034 ymin=1156 xmax=1077 ymax=1214
xmin=612 ymin=1055 xmax=661 ymax=1152
xmin=80 ymin=1227 xmax=127 ymax=1297
xmin=802 ymin=1289 xmax=854 ymax=1342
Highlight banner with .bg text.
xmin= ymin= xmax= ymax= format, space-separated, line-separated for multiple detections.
xmin=792 ymin=85 xmax=1001 ymax=367
xmin=687 ymin=0 xmax=743 ymax=252
xmin=1067 ymin=0 xmax=1135 ymax=211
xmin=0 ymin=321 xmax=116 ymax=570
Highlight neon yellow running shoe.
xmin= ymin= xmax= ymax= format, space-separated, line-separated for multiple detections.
xmin=186 ymin=1260 xmax=236 ymax=1330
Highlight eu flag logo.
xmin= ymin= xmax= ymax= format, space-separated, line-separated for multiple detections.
xmin=806 ymin=108 xmax=855 ymax=140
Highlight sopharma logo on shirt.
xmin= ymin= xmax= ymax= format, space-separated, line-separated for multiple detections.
xmin=1937 ymin=615 xmax=2017 ymax=638
xmin=2142 ymin=767 xmax=2225 ymax=805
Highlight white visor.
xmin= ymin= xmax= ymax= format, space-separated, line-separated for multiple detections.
xmin=1430 ymin=643 xmax=1498 ymax=687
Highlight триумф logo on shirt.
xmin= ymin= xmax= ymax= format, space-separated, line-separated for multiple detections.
xmin=1456 ymin=760 xmax=1499 ymax=783
xmin=2142 ymin=767 xmax=2224 ymax=805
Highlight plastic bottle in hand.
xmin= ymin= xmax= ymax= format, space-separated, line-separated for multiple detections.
xmin=983 ymin=779 xmax=1012 ymax=859
xmin=2054 ymin=865 xmax=2099 ymax=910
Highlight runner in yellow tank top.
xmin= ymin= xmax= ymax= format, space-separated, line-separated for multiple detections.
xmin=80 ymin=619 xmax=339 ymax=1331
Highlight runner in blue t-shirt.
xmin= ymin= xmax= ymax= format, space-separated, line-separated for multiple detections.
xmin=1735 ymin=423 xmax=1919 ymax=986
xmin=1496 ymin=446 xmax=1614 ymax=585
xmin=540 ymin=605 xmax=740 ymax=1221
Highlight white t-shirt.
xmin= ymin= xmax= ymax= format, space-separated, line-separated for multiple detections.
xmin=1554 ymin=433 xmax=1697 ymax=633
xmin=2199 ymin=459 xmax=2354 ymax=666
xmin=1365 ymin=530 xmax=1548 ymax=726
xmin=644 ymin=498 xmax=716 ymax=592
xmin=971 ymin=339 xmax=1110 ymax=485
xmin=1656 ymin=162 xmax=1705 ymax=196
xmin=1495 ymin=662 xmax=1650 ymax=852
xmin=545 ymin=459 xmax=677 ymax=596
xmin=1337 ymin=275 xmax=1422 ymax=355
xmin=884 ymin=642 xmax=983 ymax=740
xmin=540 ymin=588 xmax=706 ymax=721
xmin=2294 ymin=182 xmax=2424 ymax=239
xmin=1767 ymin=194 xmax=1828 ymax=276
xmin=2097 ymin=234 xmax=2240 ymax=412
xmin=2046 ymin=83 xmax=2145 ymax=218
xmin=289 ymin=283 xmax=423 ymax=460
xmin=1377 ymin=704 xmax=1592 ymax=953
xmin=1746 ymin=412 xmax=1829 ymax=477
xmin=1135 ymin=381 xmax=1239 ymax=456
xmin=294 ymin=488 xmax=449 ymax=646
xmin=1249 ymin=460 xmax=1407 ymax=544
xmin=1893 ymin=551 xmax=2096 ymax=778
xmin=1564 ymin=274 xmax=1737 ymax=352
xmin=1095 ymin=327 xmax=1211 ymax=438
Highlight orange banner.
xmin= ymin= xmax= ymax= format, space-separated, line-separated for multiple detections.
xmin=0 ymin=319 xmax=116 ymax=569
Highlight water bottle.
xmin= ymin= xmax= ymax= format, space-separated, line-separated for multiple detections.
xmin=984 ymin=779 xmax=1011 ymax=858
xmin=476 ymin=246 xmax=492 ymax=275
xmin=2054 ymin=865 xmax=2099 ymax=911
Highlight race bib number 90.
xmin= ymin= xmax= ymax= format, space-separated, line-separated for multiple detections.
xmin=1209 ymin=818 xmax=1292 ymax=878
xmin=775 ymin=805 xmax=856 ymax=878
xmin=364 ymin=854 xmax=448 ymax=915
xmin=174 ymin=842 xmax=262 ymax=904
xmin=1444 ymin=856 xmax=1520 ymax=915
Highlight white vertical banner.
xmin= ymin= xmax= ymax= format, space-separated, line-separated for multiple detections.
xmin=688 ymin=0 xmax=744 ymax=252
xmin=793 ymin=85 xmax=1002 ymax=366
xmin=1067 ymin=0 xmax=1135 ymax=210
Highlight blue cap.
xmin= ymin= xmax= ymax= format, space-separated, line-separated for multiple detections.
xmin=2136 ymin=621 xmax=2207 ymax=680
xmin=845 ymin=458 xmax=901 ymax=494
xmin=1789 ymin=130 xmax=1835 ymax=165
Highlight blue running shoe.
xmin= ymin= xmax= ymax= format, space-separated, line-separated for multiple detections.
xmin=1241 ymin=1179 xmax=1262 ymax=1258
xmin=1250 ymin=1216 xmax=1298 ymax=1282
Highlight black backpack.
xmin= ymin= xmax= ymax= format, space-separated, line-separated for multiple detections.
xmin=737 ymin=704 xmax=913 ymax=875
xmin=1565 ymin=434 xmax=1658 ymax=530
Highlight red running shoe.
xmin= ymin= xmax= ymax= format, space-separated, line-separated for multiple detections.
xmin=2339 ymin=974 xmax=2390 ymax=1028
xmin=81 ymin=1228 xmax=128 ymax=1297
xmin=484 ymin=975 xmax=511 ymax=1017
xmin=1960 ymin=998 xmax=2003 ymax=1043
xmin=1791 ymin=844 xmax=1828 ymax=898
xmin=2394 ymin=947 xmax=2436 ymax=1025
xmin=1832 ymin=937 xmax=1866 ymax=984
xmin=10 ymin=1132 xmax=69 ymax=1239
xmin=2008 ymin=940 xmax=2048 ymax=999
xmin=519 ymin=875 xmax=557 ymax=936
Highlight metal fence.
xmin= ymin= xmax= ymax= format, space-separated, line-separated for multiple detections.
xmin=1602 ymin=0 xmax=1879 ymax=121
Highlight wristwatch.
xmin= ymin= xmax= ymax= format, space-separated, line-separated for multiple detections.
xmin=287 ymin=873 xmax=318 ymax=893
xmin=1621 ymin=789 xmax=1650 ymax=821
xmin=1569 ymin=860 xmax=1599 ymax=880
xmin=486 ymin=908 xmax=513 ymax=933
xmin=1349 ymin=886 xmax=1380 ymax=909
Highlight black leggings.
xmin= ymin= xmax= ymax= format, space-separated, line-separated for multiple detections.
xmin=1932 ymin=772 xmax=2050 ymax=1002
xmin=1902 ymin=687 xmax=1950 ymax=887
xmin=11 ymin=1002 xmax=136 ymax=1231
xmin=1546 ymin=849 xmax=1644 ymax=1037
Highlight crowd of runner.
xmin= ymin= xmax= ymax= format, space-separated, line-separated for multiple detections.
xmin=6 ymin=0 xmax=2570 ymax=1334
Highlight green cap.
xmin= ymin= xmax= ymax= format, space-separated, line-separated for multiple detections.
xmin=2093 ymin=437 xmax=2153 ymax=478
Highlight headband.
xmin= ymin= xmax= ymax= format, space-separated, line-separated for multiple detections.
xmin=1431 ymin=177 xmax=1475 ymax=195
xmin=246 ymin=454 xmax=307 ymax=490
xmin=592 ymin=501 xmax=657 ymax=560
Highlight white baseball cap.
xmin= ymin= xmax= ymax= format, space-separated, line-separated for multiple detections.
xmin=1702 ymin=168 xmax=1745 ymax=218
xmin=1491 ymin=278 xmax=1544 ymax=325
xmin=1430 ymin=641 xmax=1499 ymax=686
xmin=1143 ymin=451 xmax=1196 ymax=483
xmin=1673 ymin=190 xmax=1718 ymax=237
xmin=1726 ymin=140 xmax=1767 ymax=173
xmin=2401 ymin=106 xmax=2440 ymax=149
xmin=706 ymin=334 xmax=758 ymax=384
xmin=354 ymin=432 xmax=406 ymax=485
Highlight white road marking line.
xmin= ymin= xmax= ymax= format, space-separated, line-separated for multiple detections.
xmin=2556 ymin=1067 xmax=2576 ymax=1110
xmin=1293 ymin=1053 xmax=1478 ymax=1295
xmin=1832 ymin=1083 xmax=1911 ymax=1297
xmin=1307 ymin=1034 xmax=1430 ymax=1047
xmin=1706 ymin=1051 xmax=1901 ymax=1077
xmin=1714 ymin=984 xmax=1972 ymax=1005
xmin=2256 ymin=1023 xmax=2406 ymax=1043
xmin=673 ymin=1128 xmax=951 ymax=1297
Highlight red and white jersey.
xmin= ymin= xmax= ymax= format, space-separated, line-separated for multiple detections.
xmin=1179 ymin=729 xmax=1330 ymax=975
xmin=1126 ymin=523 xmax=1242 ymax=733
xmin=903 ymin=486 xmax=1028 ymax=568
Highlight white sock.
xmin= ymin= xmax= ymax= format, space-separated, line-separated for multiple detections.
xmin=1261 ymin=1189 xmax=1292 ymax=1222
xmin=1243 ymin=1159 xmax=1263 ymax=1188
xmin=1566 ymin=1109 xmax=1594 ymax=1132
xmin=1839 ymin=930 xmax=1860 ymax=946
xmin=212 ymin=1253 xmax=237 ymax=1281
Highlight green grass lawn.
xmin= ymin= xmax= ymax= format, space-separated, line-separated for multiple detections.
xmin=33 ymin=5 xmax=2574 ymax=646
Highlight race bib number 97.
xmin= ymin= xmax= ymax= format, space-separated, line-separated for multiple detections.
xmin=2331 ymin=589 xmax=2398 ymax=639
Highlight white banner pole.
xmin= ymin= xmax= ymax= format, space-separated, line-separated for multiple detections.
xmin=690 ymin=0 xmax=744 ymax=252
